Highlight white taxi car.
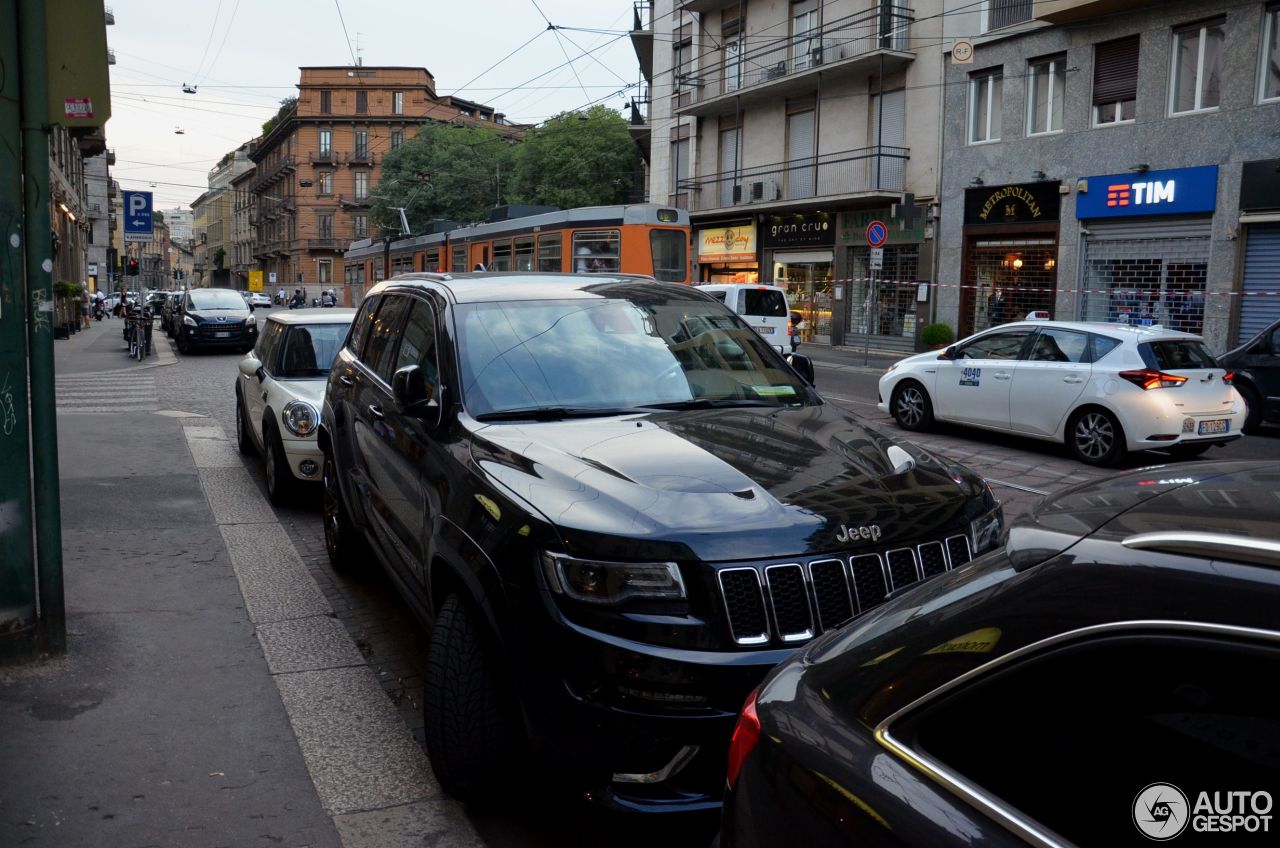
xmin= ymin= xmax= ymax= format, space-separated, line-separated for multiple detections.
xmin=878 ymin=318 xmax=1245 ymax=466
xmin=235 ymin=309 xmax=355 ymax=502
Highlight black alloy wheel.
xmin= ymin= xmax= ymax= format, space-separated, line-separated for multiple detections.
xmin=263 ymin=421 xmax=294 ymax=505
xmin=424 ymin=594 xmax=523 ymax=804
xmin=891 ymin=381 xmax=934 ymax=432
xmin=1067 ymin=407 xmax=1126 ymax=467
xmin=321 ymin=451 xmax=366 ymax=569
xmin=235 ymin=393 xmax=255 ymax=457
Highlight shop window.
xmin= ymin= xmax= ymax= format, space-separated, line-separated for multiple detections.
xmin=514 ymin=236 xmax=535 ymax=272
xmin=968 ymin=70 xmax=1003 ymax=144
xmin=572 ymin=230 xmax=621 ymax=272
xmin=491 ymin=239 xmax=513 ymax=272
xmin=1093 ymin=35 xmax=1139 ymax=125
xmin=1027 ymin=56 xmax=1066 ymax=135
xmin=963 ymin=239 xmax=1057 ymax=336
xmin=848 ymin=245 xmax=920 ymax=339
xmin=1082 ymin=253 xmax=1207 ymax=337
xmin=1260 ymin=5 xmax=1280 ymax=103
xmin=1170 ymin=19 xmax=1224 ymax=114
xmin=537 ymin=233 xmax=562 ymax=272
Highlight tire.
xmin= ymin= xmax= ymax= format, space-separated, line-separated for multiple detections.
xmin=1238 ymin=382 xmax=1263 ymax=434
xmin=235 ymin=392 xmax=256 ymax=457
xmin=321 ymin=450 xmax=367 ymax=569
xmin=891 ymin=381 xmax=934 ymax=432
xmin=177 ymin=334 xmax=191 ymax=355
xmin=424 ymin=594 xmax=522 ymax=803
xmin=263 ymin=421 xmax=295 ymax=505
xmin=1066 ymin=407 xmax=1126 ymax=467
xmin=1168 ymin=442 xmax=1212 ymax=460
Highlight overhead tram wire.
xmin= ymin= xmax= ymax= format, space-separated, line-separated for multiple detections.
xmin=333 ymin=0 xmax=360 ymax=67
xmin=194 ymin=0 xmax=244 ymax=87
xmin=450 ymin=29 xmax=549 ymax=98
xmin=188 ymin=0 xmax=225 ymax=85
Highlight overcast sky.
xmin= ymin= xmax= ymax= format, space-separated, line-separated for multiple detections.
xmin=106 ymin=0 xmax=644 ymax=210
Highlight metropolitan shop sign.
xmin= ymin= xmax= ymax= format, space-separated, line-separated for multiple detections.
xmin=964 ymin=181 xmax=1062 ymax=226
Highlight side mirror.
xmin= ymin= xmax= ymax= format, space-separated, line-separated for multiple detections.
xmin=785 ymin=352 xmax=816 ymax=386
xmin=937 ymin=346 xmax=957 ymax=360
xmin=238 ymin=357 xmax=263 ymax=380
xmin=249 ymin=302 xmax=255 ymax=313
xmin=392 ymin=364 xmax=441 ymax=423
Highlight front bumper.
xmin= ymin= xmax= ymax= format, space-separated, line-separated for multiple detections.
xmin=183 ymin=323 xmax=258 ymax=347
xmin=281 ymin=436 xmax=323 ymax=482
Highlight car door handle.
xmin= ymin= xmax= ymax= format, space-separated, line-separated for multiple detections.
xmin=368 ymin=404 xmax=384 ymax=421
xmin=338 ymin=375 xmax=355 ymax=386
xmin=993 ymin=371 xmax=1011 ymax=381
xmin=1063 ymin=376 xmax=1084 ymax=384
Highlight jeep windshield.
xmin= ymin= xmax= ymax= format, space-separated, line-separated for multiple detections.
xmin=456 ymin=286 xmax=816 ymax=419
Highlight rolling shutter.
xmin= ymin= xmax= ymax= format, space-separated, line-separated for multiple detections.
xmin=1238 ymin=223 xmax=1280 ymax=345
xmin=1093 ymin=35 xmax=1139 ymax=105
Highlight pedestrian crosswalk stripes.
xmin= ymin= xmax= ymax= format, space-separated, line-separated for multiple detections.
xmin=55 ymin=371 xmax=158 ymax=413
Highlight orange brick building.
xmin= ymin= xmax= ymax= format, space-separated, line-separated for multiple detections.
xmin=250 ymin=66 xmax=519 ymax=298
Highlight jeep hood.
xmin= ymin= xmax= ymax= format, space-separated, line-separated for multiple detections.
xmin=469 ymin=403 xmax=985 ymax=561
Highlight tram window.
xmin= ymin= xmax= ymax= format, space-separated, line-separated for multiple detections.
xmin=515 ymin=236 xmax=535 ymax=272
xmin=573 ymin=230 xmax=621 ymax=273
xmin=650 ymin=229 xmax=687 ymax=282
xmin=424 ymin=249 xmax=441 ymax=272
xmin=491 ymin=239 xmax=513 ymax=272
xmin=452 ymin=245 xmax=467 ymax=273
xmin=538 ymin=233 xmax=562 ymax=272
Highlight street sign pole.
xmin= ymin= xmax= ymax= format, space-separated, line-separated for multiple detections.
xmin=864 ymin=222 xmax=890 ymax=366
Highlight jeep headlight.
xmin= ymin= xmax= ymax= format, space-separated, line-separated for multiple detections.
xmin=540 ymin=552 xmax=686 ymax=605
xmin=281 ymin=401 xmax=318 ymax=437
xmin=970 ymin=505 xmax=1005 ymax=555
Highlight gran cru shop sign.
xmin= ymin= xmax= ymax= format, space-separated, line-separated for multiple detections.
xmin=761 ymin=214 xmax=837 ymax=249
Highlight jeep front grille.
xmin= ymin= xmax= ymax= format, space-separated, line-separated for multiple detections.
xmin=718 ymin=534 xmax=973 ymax=647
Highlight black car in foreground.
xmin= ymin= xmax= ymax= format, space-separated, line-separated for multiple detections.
xmin=318 ymin=273 xmax=1002 ymax=813
xmin=722 ymin=461 xmax=1280 ymax=847
xmin=1219 ymin=318 xmax=1280 ymax=432
xmin=176 ymin=287 xmax=258 ymax=354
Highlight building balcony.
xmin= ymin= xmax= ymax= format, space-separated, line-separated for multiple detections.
xmin=309 ymin=150 xmax=336 ymax=165
xmin=104 ymin=5 xmax=114 ymax=24
xmin=677 ymin=145 xmax=908 ymax=215
xmin=107 ymin=48 xmax=115 ymax=65
xmin=630 ymin=0 xmax=653 ymax=81
xmin=1033 ymin=0 xmax=1144 ymax=24
xmin=248 ymin=155 xmax=296 ymax=193
xmin=680 ymin=0 xmax=737 ymax=12
xmin=106 ymin=148 xmax=116 ymax=166
xmin=675 ymin=5 xmax=914 ymax=118
xmin=628 ymin=94 xmax=650 ymax=161
xmin=307 ymin=238 xmax=347 ymax=252
xmin=344 ymin=150 xmax=374 ymax=166
xmin=338 ymin=194 xmax=371 ymax=209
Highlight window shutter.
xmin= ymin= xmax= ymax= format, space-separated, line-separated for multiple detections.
xmin=1093 ymin=35 xmax=1139 ymax=105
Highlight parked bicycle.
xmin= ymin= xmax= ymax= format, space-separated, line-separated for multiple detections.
xmin=125 ymin=304 xmax=153 ymax=361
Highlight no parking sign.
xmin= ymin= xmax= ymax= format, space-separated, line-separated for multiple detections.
xmin=866 ymin=220 xmax=888 ymax=248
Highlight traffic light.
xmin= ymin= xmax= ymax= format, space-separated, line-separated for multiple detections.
xmin=127 ymin=258 xmax=139 ymax=276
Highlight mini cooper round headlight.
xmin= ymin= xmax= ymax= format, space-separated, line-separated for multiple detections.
xmin=281 ymin=401 xmax=318 ymax=437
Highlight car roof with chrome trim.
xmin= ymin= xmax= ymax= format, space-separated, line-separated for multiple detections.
xmin=262 ymin=308 xmax=356 ymax=325
xmin=368 ymin=272 xmax=706 ymax=305
xmin=970 ymin=319 xmax=1205 ymax=342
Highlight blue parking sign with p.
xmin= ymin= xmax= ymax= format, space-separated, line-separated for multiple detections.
xmin=123 ymin=190 xmax=154 ymax=243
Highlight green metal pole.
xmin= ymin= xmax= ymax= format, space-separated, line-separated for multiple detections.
xmin=18 ymin=0 xmax=66 ymax=655
xmin=0 ymin=0 xmax=39 ymax=662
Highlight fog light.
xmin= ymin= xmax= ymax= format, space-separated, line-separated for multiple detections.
xmin=298 ymin=459 xmax=318 ymax=477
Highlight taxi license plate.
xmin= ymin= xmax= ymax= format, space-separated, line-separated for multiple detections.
xmin=214 ymin=331 xmax=231 ymax=338
xmin=1197 ymin=419 xmax=1229 ymax=435
xmin=755 ymin=325 xmax=774 ymax=335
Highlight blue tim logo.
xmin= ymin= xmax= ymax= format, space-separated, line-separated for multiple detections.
xmin=1134 ymin=783 xmax=1190 ymax=840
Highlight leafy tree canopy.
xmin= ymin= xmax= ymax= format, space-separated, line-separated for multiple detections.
xmin=371 ymin=122 xmax=514 ymax=234
xmin=262 ymin=97 xmax=297 ymax=137
xmin=507 ymin=105 xmax=638 ymax=209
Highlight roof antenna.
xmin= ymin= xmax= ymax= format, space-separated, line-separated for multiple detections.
xmin=355 ymin=32 xmax=363 ymax=66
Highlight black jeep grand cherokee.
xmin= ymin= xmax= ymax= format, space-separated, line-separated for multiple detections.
xmin=319 ymin=273 xmax=1002 ymax=813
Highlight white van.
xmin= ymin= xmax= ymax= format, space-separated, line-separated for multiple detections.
xmin=696 ymin=283 xmax=791 ymax=353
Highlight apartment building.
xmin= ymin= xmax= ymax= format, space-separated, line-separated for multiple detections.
xmin=230 ymin=167 xmax=257 ymax=288
xmin=249 ymin=66 xmax=520 ymax=301
xmin=83 ymin=147 xmax=114 ymax=293
xmin=638 ymin=0 xmax=945 ymax=349
xmin=162 ymin=207 xmax=194 ymax=244
xmin=937 ymin=0 xmax=1280 ymax=352
xmin=192 ymin=141 xmax=253 ymax=287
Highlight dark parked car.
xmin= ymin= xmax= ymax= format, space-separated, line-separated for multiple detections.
xmin=1219 ymin=319 xmax=1280 ymax=432
xmin=175 ymin=287 xmax=257 ymax=354
xmin=162 ymin=291 xmax=184 ymax=337
xmin=319 ymin=273 xmax=1002 ymax=812
xmin=721 ymin=461 xmax=1280 ymax=848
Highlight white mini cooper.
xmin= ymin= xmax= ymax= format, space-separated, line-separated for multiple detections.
xmin=878 ymin=318 xmax=1246 ymax=466
xmin=235 ymin=309 xmax=356 ymax=502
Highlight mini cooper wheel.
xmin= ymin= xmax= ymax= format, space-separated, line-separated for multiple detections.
xmin=424 ymin=594 xmax=523 ymax=803
xmin=235 ymin=392 xmax=255 ymax=457
xmin=891 ymin=381 xmax=934 ymax=432
xmin=1067 ymin=408 xmax=1126 ymax=467
xmin=263 ymin=421 xmax=295 ymax=505
xmin=322 ymin=451 xmax=366 ymax=569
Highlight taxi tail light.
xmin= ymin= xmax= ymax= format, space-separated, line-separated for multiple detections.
xmin=1118 ymin=369 xmax=1187 ymax=390
xmin=726 ymin=686 xmax=761 ymax=790
xmin=1222 ymin=371 xmax=1234 ymax=385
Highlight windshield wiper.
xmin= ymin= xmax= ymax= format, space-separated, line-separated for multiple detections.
xmin=643 ymin=398 xmax=785 ymax=411
xmin=474 ymin=406 xmax=638 ymax=422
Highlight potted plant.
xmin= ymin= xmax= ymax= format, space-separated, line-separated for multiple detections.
xmin=53 ymin=280 xmax=84 ymax=338
xmin=921 ymin=322 xmax=954 ymax=351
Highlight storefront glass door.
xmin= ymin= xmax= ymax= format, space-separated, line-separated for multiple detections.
xmin=774 ymin=252 xmax=833 ymax=343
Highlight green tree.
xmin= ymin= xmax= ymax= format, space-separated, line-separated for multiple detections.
xmin=262 ymin=96 xmax=297 ymax=137
xmin=212 ymin=247 xmax=226 ymax=270
xmin=371 ymin=122 xmax=514 ymax=232
xmin=508 ymin=105 xmax=639 ymax=209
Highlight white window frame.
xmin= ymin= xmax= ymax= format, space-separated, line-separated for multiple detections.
xmin=354 ymin=171 xmax=369 ymax=201
xmin=1260 ymin=4 xmax=1280 ymax=104
xmin=392 ymin=91 xmax=404 ymax=114
xmin=1027 ymin=56 xmax=1066 ymax=136
xmin=1169 ymin=20 xmax=1225 ymax=115
xmin=968 ymin=70 xmax=1003 ymax=144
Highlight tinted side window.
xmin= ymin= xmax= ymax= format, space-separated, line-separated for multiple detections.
xmin=1089 ymin=334 xmax=1122 ymax=362
xmin=256 ymin=320 xmax=287 ymax=372
xmin=1027 ymin=328 xmax=1089 ymax=363
xmin=741 ymin=289 xmax=787 ymax=317
xmin=958 ymin=330 xmax=1031 ymax=360
xmin=395 ymin=299 xmax=439 ymax=390
xmin=891 ymin=633 xmax=1280 ymax=847
xmin=348 ymin=295 xmax=379 ymax=355
xmin=363 ymin=296 xmax=411 ymax=383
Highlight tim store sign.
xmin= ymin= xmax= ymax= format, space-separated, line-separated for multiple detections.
xmin=1077 ymin=165 xmax=1218 ymax=219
